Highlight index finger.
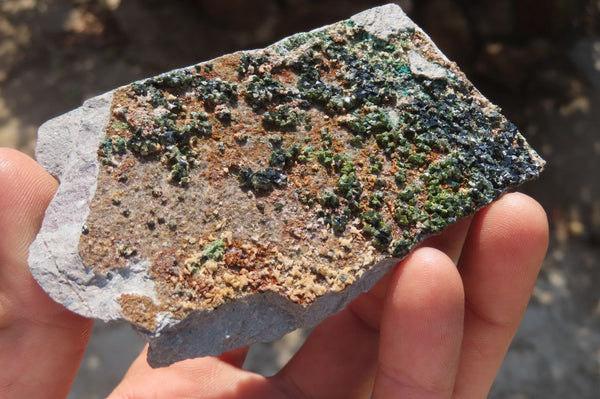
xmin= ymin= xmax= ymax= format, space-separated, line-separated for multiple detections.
xmin=453 ymin=192 xmax=549 ymax=398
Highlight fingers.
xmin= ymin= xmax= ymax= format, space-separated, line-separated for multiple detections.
xmin=372 ymin=247 xmax=464 ymax=399
xmin=272 ymin=306 xmax=380 ymax=398
xmin=453 ymin=192 xmax=548 ymax=398
xmin=114 ymin=310 xmax=379 ymax=399
xmin=421 ymin=216 xmax=473 ymax=264
xmin=270 ymin=205 xmax=473 ymax=398
xmin=218 ymin=346 xmax=250 ymax=369
xmin=109 ymin=346 xmax=279 ymax=399
xmin=112 ymin=192 xmax=546 ymax=399
xmin=0 ymin=148 xmax=93 ymax=399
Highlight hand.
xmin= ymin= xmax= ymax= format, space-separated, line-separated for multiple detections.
xmin=0 ymin=147 xmax=548 ymax=399
xmin=0 ymin=148 xmax=93 ymax=398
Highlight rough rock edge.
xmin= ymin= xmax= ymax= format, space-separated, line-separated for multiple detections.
xmin=352 ymin=4 xmax=417 ymax=40
xmin=28 ymin=4 xmax=542 ymax=367
xmin=147 ymin=257 xmax=398 ymax=367
xmin=147 ymin=4 xmax=429 ymax=366
xmin=29 ymin=92 xmax=159 ymax=321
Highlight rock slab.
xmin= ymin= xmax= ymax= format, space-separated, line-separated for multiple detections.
xmin=29 ymin=4 xmax=544 ymax=367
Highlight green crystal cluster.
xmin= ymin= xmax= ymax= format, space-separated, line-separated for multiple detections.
xmin=100 ymin=19 xmax=543 ymax=257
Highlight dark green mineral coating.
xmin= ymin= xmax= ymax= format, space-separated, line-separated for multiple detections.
xmin=100 ymin=16 xmax=544 ymax=258
xmin=262 ymin=105 xmax=302 ymax=131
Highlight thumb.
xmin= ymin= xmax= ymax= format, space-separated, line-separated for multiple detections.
xmin=0 ymin=148 xmax=93 ymax=399
xmin=0 ymin=148 xmax=58 ymax=262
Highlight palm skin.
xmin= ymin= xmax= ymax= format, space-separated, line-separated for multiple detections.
xmin=0 ymin=148 xmax=548 ymax=399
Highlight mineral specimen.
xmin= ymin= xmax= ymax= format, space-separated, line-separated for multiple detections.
xmin=29 ymin=4 xmax=544 ymax=367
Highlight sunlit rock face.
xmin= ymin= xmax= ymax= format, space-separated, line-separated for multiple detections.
xmin=29 ymin=4 xmax=544 ymax=367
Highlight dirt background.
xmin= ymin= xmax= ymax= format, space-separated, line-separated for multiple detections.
xmin=1 ymin=0 xmax=599 ymax=397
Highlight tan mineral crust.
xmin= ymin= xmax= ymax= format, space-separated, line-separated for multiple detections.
xmin=29 ymin=4 xmax=544 ymax=366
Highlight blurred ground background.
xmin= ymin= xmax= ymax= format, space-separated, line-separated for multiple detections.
xmin=0 ymin=0 xmax=599 ymax=397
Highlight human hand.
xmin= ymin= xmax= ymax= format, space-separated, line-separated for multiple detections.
xmin=0 ymin=148 xmax=93 ymax=398
xmin=0 ymin=147 xmax=548 ymax=398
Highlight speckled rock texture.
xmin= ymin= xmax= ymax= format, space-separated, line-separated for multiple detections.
xmin=29 ymin=4 xmax=544 ymax=367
